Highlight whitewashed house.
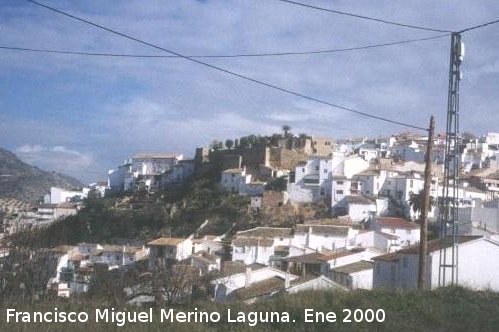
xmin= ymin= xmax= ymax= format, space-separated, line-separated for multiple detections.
xmin=220 ymin=168 xmax=252 ymax=193
xmin=231 ymin=227 xmax=293 ymax=265
xmin=373 ymin=217 xmax=420 ymax=247
xmin=232 ymin=237 xmax=275 ymax=265
xmin=108 ymin=153 xmax=182 ymax=193
xmin=44 ymin=187 xmax=88 ymax=204
xmin=333 ymin=195 xmax=376 ymax=223
xmin=212 ymin=263 xmax=297 ymax=302
xmin=148 ymin=237 xmax=193 ymax=263
xmin=293 ymin=224 xmax=357 ymax=251
xmin=372 ymin=236 xmax=499 ymax=291
xmin=331 ymin=260 xmax=374 ymax=290
xmin=287 ymin=157 xmax=332 ymax=203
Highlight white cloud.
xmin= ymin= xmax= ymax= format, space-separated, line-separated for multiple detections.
xmin=15 ymin=144 xmax=94 ymax=182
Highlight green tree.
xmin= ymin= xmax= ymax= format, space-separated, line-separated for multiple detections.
xmin=409 ymin=190 xmax=435 ymax=220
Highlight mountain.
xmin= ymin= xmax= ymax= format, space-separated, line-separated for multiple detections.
xmin=0 ymin=147 xmax=83 ymax=203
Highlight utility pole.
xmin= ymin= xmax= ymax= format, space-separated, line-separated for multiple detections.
xmin=418 ymin=115 xmax=434 ymax=289
xmin=438 ymin=32 xmax=465 ymax=286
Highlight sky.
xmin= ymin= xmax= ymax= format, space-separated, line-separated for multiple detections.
xmin=1 ymin=0 xmax=498 ymax=183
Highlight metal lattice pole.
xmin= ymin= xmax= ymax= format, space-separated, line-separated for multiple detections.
xmin=438 ymin=32 xmax=464 ymax=287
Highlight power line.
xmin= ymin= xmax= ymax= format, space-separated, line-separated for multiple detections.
xmin=273 ymin=0 xmax=452 ymax=33
xmin=23 ymin=0 xmax=428 ymax=131
xmin=459 ymin=18 xmax=499 ymax=33
xmin=0 ymin=34 xmax=449 ymax=59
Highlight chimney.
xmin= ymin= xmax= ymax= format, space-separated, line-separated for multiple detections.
xmin=245 ymin=267 xmax=252 ymax=288
xmin=285 ymin=272 xmax=290 ymax=290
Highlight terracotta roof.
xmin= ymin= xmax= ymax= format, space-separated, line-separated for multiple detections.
xmin=221 ymin=262 xmax=265 ymax=277
xmin=376 ymin=217 xmax=419 ymax=230
xmin=295 ymin=224 xmax=350 ymax=237
xmin=303 ymin=218 xmax=351 ymax=225
xmin=148 ymin=237 xmax=188 ymax=246
xmin=236 ymin=227 xmax=293 ymax=238
xmin=231 ymin=276 xmax=284 ymax=301
xmin=285 ymin=249 xmax=363 ymax=264
xmin=344 ymin=195 xmax=375 ymax=205
xmin=232 ymin=237 xmax=274 ymax=247
xmin=332 ymin=260 xmax=374 ymax=274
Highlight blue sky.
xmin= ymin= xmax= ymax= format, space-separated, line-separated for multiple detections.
xmin=1 ymin=0 xmax=498 ymax=183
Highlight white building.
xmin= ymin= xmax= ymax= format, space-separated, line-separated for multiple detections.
xmin=108 ymin=153 xmax=183 ymax=193
xmin=372 ymin=236 xmax=499 ymax=291
xmin=220 ymin=168 xmax=252 ymax=193
xmin=45 ymin=187 xmax=88 ymax=204
xmin=373 ymin=217 xmax=420 ymax=247
xmin=293 ymin=224 xmax=358 ymax=251
xmin=333 ymin=195 xmax=376 ymax=223
xmin=331 ymin=260 xmax=374 ymax=290
xmin=287 ymin=157 xmax=332 ymax=203
xmin=148 ymin=237 xmax=193 ymax=263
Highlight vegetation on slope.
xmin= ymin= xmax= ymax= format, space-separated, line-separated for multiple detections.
xmin=1 ymin=287 xmax=498 ymax=331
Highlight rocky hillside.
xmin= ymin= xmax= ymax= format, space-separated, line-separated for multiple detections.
xmin=0 ymin=147 xmax=83 ymax=203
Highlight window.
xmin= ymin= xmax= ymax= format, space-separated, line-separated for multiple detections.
xmin=336 ymin=190 xmax=344 ymax=195
xmin=324 ymin=169 xmax=328 ymax=174
xmin=410 ymin=180 xmax=414 ymax=188
xmin=315 ymin=166 xmax=319 ymax=171
xmin=337 ymin=181 xmax=344 ymax=185
xmin=391 ymin=229 xmax=396 ymax=234
xmin=406 ymin=229 xmax=411 ymax=235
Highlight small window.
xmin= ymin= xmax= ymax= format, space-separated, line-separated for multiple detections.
xmin=336 ymin=190 xmax=344 ymax=195
xmin=337 ymin=181 xmax=344 ymax=185
xmin=391 ymin=229 xmax=396 ymax=234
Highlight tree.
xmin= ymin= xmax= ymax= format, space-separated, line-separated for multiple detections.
xmin=282 ymin=125 xmax=291 ymax=137
xmin=225 ymin=139 xmax=234 ymax=150
xmin=409 ymin=190 xmax=435 ymax=220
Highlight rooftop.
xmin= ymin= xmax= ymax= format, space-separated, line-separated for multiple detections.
xmin=295 ymin=224 xmax=350 ymax=237
xmin=147 ymin=237 xmax=188 ymax=246
xmin=344 ymin=195 xmax=375 ymax=205
xmin=331 ymin=260 xmax=374 ymax=274
xmin=376 ymin=217 xmax=420 ymax=230
xmin=373 ymin=236 xmax=483 ymax=261
xmin=231 ymin=276 xmax=284 ymax=301
xmin=285 ymin=249 xmax=364 ymax=264
xmin=235 ymin=227 xmax=293 ymax=238
xmin=232 ymin=237 xmax=274 ymax=247
xmin=221 ymin=262 xmax=266 ymax=277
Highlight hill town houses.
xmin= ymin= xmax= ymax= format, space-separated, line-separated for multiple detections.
xmin=15 ymin=131 xmax=499 ymax=303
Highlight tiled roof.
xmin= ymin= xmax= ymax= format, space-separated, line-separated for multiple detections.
xmin=236 ymin=227 xmax=293 ymax=238
xmin=376 ymin=217 xmax=420 ymax=230
xmin=332 ymin=260 xmax=374 ymax=274
xmin=231 ymin=276 xmax=284 ymax=300
xmin=344 ymin=195 xmax=374 ymax=205
xmin=221 ymin=262 xmax=265 ymax=277
xmin=148 ymin=237 xmax=188 ymax=246
xmin=295 ymin=224 xmax=350 ymax=237
xmin=232 ymin=237 xmax=274 ymax=247
xmin=285 ymin=249 xmax=363 ymax=264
